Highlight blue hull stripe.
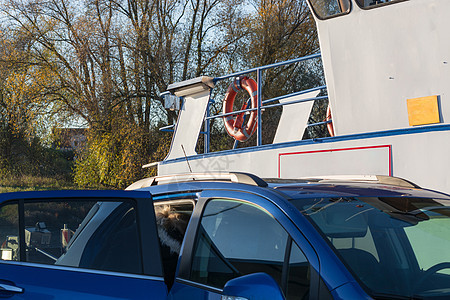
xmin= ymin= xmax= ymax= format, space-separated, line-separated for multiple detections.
xmin=161 ymin=124 xmax=450 ymax=165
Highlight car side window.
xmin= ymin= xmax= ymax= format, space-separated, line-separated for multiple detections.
xmin=287 ymin=242 xmax=310 ymax=300
xmin=76 ymin=202 xmax=141 ymax=274
xmin=0 ymin=203 xmax=19 ymax=261
xmin=0 ymin=199 xmax=143 ymax=275
xmin=154 ymin=200 xmax=194 ymax=288
xmin=190 ymin=198 xmax=311 ymax=298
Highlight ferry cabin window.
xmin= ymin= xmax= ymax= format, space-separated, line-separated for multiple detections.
xmin=308 ymin=0 xmax=350 ymax=19
xmin=356 ymin=0 xmax=402 ymax=8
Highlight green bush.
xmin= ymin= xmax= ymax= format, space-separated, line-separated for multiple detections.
xmin=0 ymin=124 xmax=75 ymax=191
xmin=74 ymin=123 xmax=171 ymax=189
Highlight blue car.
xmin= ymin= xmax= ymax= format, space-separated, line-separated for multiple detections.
xmin=1 ymin=173 xmax=450 ymax=299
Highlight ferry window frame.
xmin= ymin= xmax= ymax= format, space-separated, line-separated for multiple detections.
xmin=355 ymin=0 xmax=408 ymax=10
xmin=307 ymin=0 xmax=352 ymax=20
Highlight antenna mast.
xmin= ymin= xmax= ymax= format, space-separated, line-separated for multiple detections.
xmin=181 ymin=144 xmax=193 ymax=173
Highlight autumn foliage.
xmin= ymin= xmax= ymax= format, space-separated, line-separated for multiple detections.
xmin=0 ymin=0 xmax=320 ymax=188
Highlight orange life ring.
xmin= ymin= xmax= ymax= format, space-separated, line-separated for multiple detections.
xmin=223 ymin=76 xmax=258 ymax=142
xmin=326 ymin=104 xmax=335 ymax=137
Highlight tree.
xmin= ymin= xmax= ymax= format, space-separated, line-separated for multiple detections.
xmin=0 ymin=27 xmax=45 ymax=175
xmin=207 ymin=0 xmax=323 ymax=151
xmin=1 ymin=0 xmax=253 ymax=187
xmin=1 ymin=0 xmax=323 ymax=187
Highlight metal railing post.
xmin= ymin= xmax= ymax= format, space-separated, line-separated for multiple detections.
xmin=257 ymin=68 xmax=262 ymax=146
xmin=204 ymin=91 xmax=212 ymax=154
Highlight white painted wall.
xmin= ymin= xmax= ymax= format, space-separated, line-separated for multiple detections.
xmin=159 ymin=129 xmax=450 ymax=194
xmin=164 ymin=90 xmax=210 ymax=160
xmin=316 ymin=0 xmax=450 ymax=135
xmin=273 ymin=91 xmax=317 ymax=144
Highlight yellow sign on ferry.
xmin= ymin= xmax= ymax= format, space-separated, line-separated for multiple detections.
xmin=407 ymin=95 xmax=440 ymax=126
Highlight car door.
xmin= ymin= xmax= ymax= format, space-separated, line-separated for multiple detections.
xmin=0 ymin=190 xmax=167 ymax=299
xmin=169 ymin=189 xmax=322 ymax=300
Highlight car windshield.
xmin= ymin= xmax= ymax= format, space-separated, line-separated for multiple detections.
xmin=286 ymin=192 xmax=450 ymax=299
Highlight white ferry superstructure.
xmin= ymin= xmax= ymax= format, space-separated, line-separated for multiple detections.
xmin=152 ymin=0 xmax=450 ymax=194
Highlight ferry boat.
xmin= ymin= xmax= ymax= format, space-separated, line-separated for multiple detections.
xmin=152 ymin=0 xmax=450 ymax=194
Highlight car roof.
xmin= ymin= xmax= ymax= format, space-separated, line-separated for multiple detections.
xmin=127 ymin=172 xmax=450 ymax=201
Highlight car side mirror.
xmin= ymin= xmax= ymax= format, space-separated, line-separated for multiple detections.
xmin=221 ymin=272 xmax=285 ymax=300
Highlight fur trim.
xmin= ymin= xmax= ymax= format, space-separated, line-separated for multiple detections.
xmin=158 ymin=227 xmax=181 ymax=254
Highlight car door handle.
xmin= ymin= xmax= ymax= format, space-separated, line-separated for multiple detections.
xmin=0 ymin=283 xmax=24 ymax=293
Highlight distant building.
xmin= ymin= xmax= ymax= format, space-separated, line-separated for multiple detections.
xmin=53 ymin=128 xmax=87 ymax=152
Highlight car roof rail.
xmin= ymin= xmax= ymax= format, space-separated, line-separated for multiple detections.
xmin=126 ymin=172 xmax=268 ymax=190
xmin=298 ymin=175 xmax=420 ymax=189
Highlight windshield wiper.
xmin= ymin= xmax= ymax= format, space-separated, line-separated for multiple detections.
xmin=389 ymin=210 xmax=429 ymax=220
xmin=384 ymin=210 xmax=429 ymax=225
xmin=373 ymin=292 xmax=423 ymax=300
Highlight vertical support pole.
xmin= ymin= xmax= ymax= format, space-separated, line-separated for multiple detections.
xmin=204 ymin=90 xmax=212 ymax=154
xmin=18 ymin=200 xmax=25 ymax=262
xmin=257 ymin=68 xmax=263 ymax=146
